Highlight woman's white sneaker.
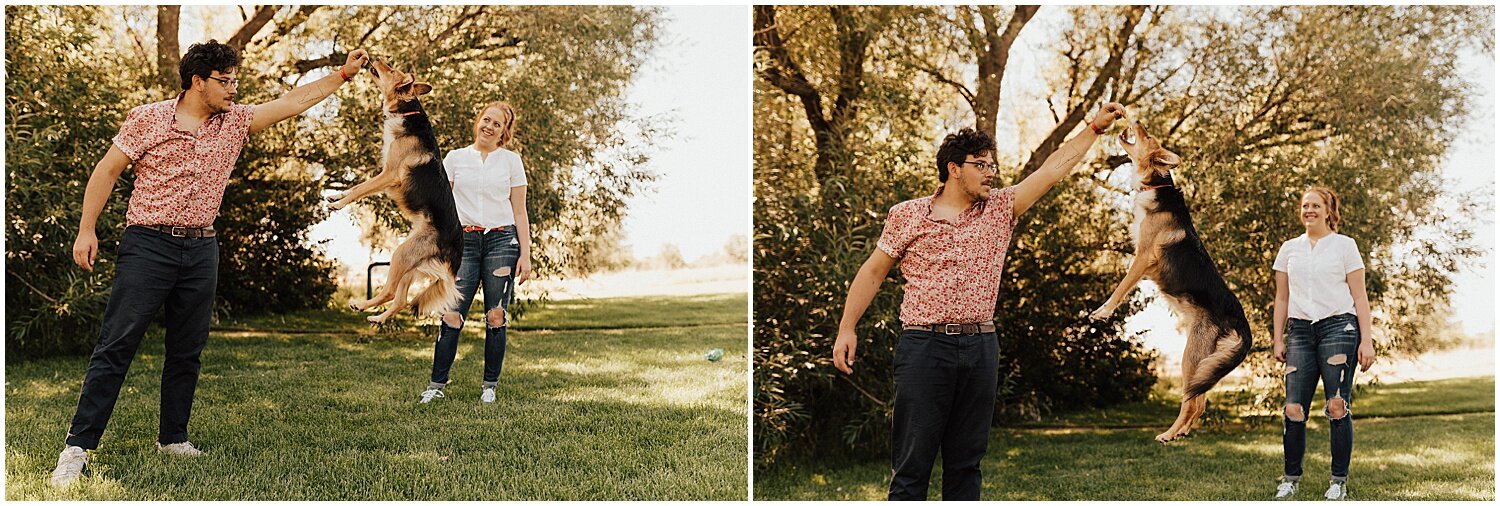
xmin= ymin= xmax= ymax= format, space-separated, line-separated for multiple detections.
xmin=420 ymin=387 xmax=445 ymax=404
xmin=1324 ymin=481 xmax=1347 ymax=500
xmin=1274 ymin=480 xmax=1298 ymax=499
xmin=481 ymin=386 xmax=496 ymax=403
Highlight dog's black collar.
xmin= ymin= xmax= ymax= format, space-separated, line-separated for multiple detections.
xmin=1139 ymin=172 xmax=1175 ymax=192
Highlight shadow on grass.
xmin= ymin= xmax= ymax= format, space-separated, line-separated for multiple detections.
xmin=7 ymin=303 xmax=748 ymax=500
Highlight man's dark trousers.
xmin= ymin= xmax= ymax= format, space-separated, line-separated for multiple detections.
xmin=888 ymin=328 xmax=1000 ymax=501
xmin=66 ymin=225 xmax=217 ymax=450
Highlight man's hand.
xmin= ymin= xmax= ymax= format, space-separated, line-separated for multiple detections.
xmin=341 ymin=49 xmax=370 ymax=78
xmin=832 ymin=328 xmax=858 ymax=374
xmin=515 ymin=256 xmax=533 ymax=285
xmin=1357 ymin=340 xmax=1375 ymax=371
xmin=1092 ymin=102 xmax=1127 ymax=131
xmin=73 ymin=230 xmax=99 ymax=272
xmin=1273 ymin=339 xmax=1287 ymax=363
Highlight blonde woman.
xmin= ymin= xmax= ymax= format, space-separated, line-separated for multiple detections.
xmin=420 ymin=101 xmax=533 ymax=404
xmin=1271 ymin=186 xmax=1376 ymax=500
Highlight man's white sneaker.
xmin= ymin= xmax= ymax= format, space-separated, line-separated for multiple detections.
xmin=481 ymin=386 xmax=496 ymax=403
xmin=1274 ymin=480 xmax=1298 ymax=499
xmin=48 ymin=446 xmax=88 ymax=487
xmin=420 ymin=388 xmax=445 ymax=404
xmin=1324 ymin=481 xmax=1347 ymax=500
xmin=156 ymin=441 xmax=203 ymax=457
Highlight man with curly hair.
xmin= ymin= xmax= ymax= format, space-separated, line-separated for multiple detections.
xmin=49 ymin=40 xmax=371 ymax=487
xmin=832 ymin=102 xmax=1126 ymax=500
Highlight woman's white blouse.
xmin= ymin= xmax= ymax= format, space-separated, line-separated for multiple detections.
xmin=444 ymin=145 xmax=527 ymax=228
xmin=1272 ymin=233 xmax=1365 ymax=321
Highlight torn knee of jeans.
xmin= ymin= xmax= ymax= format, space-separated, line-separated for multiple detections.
xmin=1284 ymin=403 xmax=1305 ymax=422
xmin=486 ymin=307 xmax=508 ymax=328
xmin=493 ymin=266 xmax=511 ymax=277
xmin=441 ymin=312 xmax=463 ymax=329
xmin=1326 ymin=396 xmax=1349 ymax=420
xmin=1327 ymin=354 xmax=1348 ymax=365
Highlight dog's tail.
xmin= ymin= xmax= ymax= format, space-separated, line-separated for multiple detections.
xmin=408 ymin=257 xmax=462 ymax=316
xmin=1183 ymin=318 xmax=1253 ymax=399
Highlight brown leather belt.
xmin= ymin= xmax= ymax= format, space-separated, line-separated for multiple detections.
xmin=132 ymin=224 xmax=216 ymax=238
xmin=462 ymin=225 xmax=510 ymax=233
xmin=902 ymin=321 xmax=997 ymax=335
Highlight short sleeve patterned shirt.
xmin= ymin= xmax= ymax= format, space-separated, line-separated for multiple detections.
xmin=876 ymin=186 xmax=1019 ymax=325
xmin=113 ymin=95 xmax=256 ymax=228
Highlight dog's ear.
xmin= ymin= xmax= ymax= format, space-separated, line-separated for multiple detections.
xmin=412 ymin=82 xmax=433 ymax=96
xmin=1151 ymin=148 xmax=1181 ymax=172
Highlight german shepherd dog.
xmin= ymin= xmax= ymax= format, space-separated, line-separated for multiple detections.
xmin=1088 ymin=118 xmax=1251 ymax=443
xmin=327 ymin=59 xmax=463 ymax=324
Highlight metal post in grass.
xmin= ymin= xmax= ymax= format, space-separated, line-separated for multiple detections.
xmin=367 ymin=261 xmax=390 ymax=300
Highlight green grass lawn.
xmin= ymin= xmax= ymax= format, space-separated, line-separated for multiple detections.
xmin=756 ymin=376 xmax=1495 ymax=501
xmin=7 ymin=293 xmax=749 ymax=500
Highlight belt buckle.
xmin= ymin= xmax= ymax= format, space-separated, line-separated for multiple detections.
xmin=170 ymin=226 xmax=189 ymax=237
xmin=943 ymin=323 xmax=961 ymax=335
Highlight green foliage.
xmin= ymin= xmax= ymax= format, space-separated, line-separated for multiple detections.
xmin=5 ymin=6 xmax=155 ymax=358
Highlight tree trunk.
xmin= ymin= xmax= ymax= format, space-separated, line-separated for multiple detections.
xmin=754 ymin=5 xmax=875 ymax=183
xmin=972 ymin=5 xmax=1039 ymax=139
xmin=156 ymin=6 xmax=180 ymax=90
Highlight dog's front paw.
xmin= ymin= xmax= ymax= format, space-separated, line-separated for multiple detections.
xmin=1154 ymin=431 xmax=1178 ymax=444
xmin=366 ymin=314 xmax=388 ymax=325
xmin=325 ymin=193 xmax=347 ymax=211
xmin=1088 ymin=304 xmax=1116 ymax=321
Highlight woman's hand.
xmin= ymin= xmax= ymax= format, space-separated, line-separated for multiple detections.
xmin=515 ymin=256 xmax=533 ymax=285
xmin=1272 ymin=339 xmax=1287 ymax=363
xmin=1357 ymin=340 xmax=1375 ymax=372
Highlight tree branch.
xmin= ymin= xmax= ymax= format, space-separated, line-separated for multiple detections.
xmin=225 ymin=5 xmax=278 ymax=51
xmin=1019 ymin=5 xmax=1145 ymax=178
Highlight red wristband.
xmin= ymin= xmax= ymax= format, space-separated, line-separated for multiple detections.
xmin=1089 ymin=121 xmax=1105 ymax=135
xmin=338 ymin=67 xmax=352 ymax=81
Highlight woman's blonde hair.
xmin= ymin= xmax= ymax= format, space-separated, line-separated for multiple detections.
xmin=473 ymin=101 xmax=517 ymax=147
xmin=1303 ymin=185 xmax=1342 ymax=231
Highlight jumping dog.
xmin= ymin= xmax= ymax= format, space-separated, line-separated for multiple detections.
xmin=1089 ymin=118 xmax=1252 ymax=443
xmin=327 ymin=59 xmax=463 ymax=324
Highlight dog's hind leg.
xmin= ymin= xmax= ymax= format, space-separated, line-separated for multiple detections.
xmin=351 ymin=254 xmax=411 ymax=312
xmin=1157 ymin=394 xmax=1199 ymax=444
xmin=368 ymin=269 xmax=414 ymax=324
xmin=1158 ymin=321 xmax=1213 ymax=443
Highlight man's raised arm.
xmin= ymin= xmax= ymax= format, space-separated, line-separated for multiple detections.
xmin=249 ymin=49 xmax=370 ymax=134
xmin=1012 ymin=102 xmax=1126 ymax=217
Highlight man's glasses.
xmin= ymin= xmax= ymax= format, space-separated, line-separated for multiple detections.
xmin=961 ymin=160 xmax=998 ymax=175
xmin=206 ymin=75 xmax=239 ymax=90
